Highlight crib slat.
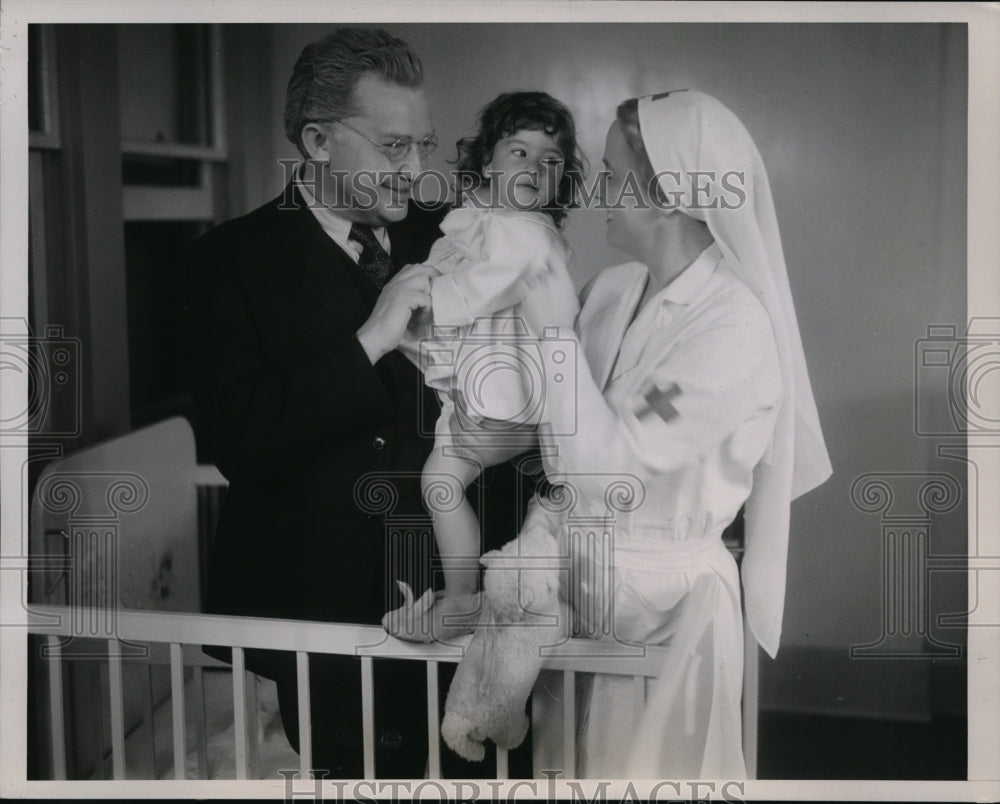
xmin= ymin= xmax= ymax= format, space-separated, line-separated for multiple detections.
xmin=46 ymin=637 xmax=67 ymax=780
xmin=193 ymin=666 xmax=209 ymax=778
xmin=562 ymin=670 xmax=575 ymax=777
xmin=170 ymin=643 xmax=186 ymax=780
xmin=108 ymin=643 xmax=126 ymax=779
xmin=296 ymin=652 xmax=312 ymax=777
xmin=96 ymin=663 xmax=109 ymax=779
xmin=247 ymin=671 xmax=260 ymax=778
xmin=145 ymin=664 xmax=157 ymax=779
xmin=426 ymin=661 xmax=440 ymax=778
xmin=496 ymin=745 xmax=509 ymax=779
xmin=632 ymin=675 xmax=645 ymax=721
xmin=361 ymin=656 xmax=375 ymax=779
xmin=232 ymin=647 xmax=249 ymax=779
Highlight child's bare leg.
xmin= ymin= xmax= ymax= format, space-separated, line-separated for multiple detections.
xmin=422 ymin=449 xmax=483 ymax=597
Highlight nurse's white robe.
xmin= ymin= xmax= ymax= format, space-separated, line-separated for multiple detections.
xmin=531 ymin=242 xmax=782 ymax=779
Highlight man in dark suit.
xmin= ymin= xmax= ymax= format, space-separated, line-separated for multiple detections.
xmin=184 ymin=28 xmax=455 ymax=777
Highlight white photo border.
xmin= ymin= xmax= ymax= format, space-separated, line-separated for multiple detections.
xmin=1 ymin=1 xmax=997 ymax=800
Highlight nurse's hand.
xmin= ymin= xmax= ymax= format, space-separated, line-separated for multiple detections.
xmin=517 ymin=258 xmax=580 ymax=335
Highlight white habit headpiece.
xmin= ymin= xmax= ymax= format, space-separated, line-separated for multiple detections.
xmin=638 ymin=90 xmax=833 ymax=657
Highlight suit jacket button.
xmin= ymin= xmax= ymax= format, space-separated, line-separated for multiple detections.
xmin=372 ymin=436 xmax=387 ymax=450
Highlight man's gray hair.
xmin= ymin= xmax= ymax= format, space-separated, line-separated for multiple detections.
xmin=284 ymin=27 xmax=424 ymax=157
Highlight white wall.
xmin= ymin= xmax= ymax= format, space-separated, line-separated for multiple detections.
xmin=255 ymin=24 xmax=967 ymax=667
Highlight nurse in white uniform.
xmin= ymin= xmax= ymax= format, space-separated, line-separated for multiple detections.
xmin=518 ymin=90 xmax=833 ymax=778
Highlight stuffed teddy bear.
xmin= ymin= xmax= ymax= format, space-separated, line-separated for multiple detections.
xmin=441 ymin=523 xmax=567 ymax=762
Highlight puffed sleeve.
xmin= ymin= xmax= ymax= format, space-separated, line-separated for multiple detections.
xmin=541 ymin=294 xmax=783 ymax=486
xmin=431 ymin=213 xmax=567 ymax=325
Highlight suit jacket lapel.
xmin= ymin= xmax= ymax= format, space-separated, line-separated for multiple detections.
xmin=387 ymin=222 xmax=415 ymax=270
xmin=387 ymin=201 xmax=446 ymax=269
xmin=278 ymin=184 xmax=379 ymax=325
xmin=278 ymin=186 xmax=445 ymax=328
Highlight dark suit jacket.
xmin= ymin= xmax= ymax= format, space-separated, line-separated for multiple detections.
xmin=185 ymin=187 xmax=540 ymax=776
xmin=185 ymin=186 xmax=446 ymax=629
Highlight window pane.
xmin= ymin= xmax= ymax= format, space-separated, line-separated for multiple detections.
xmin=122 ymin=156 xmax=201 ymax=187
xmin=118 ymin=24 xmax=213 ymax=147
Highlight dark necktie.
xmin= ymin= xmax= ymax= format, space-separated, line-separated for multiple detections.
xmin=349 ymin=223 xmax=395 ymax=290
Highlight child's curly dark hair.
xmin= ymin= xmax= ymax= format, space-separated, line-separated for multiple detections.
xmin=453 ymin=91 xmax=586 ymax=228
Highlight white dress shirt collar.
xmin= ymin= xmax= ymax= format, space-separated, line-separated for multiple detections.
xmin=295 ymin=174 xmax=390 ymax=263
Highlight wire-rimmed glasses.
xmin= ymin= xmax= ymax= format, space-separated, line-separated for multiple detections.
xmin=316 ymin=118 xmax=438 ymax=162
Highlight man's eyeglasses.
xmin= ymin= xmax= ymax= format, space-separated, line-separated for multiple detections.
xmin=316 ymin=119 xmax=438 ymax=162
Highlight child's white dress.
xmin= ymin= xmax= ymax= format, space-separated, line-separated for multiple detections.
xmin=400 ymin=204 xmax=572 ymax=467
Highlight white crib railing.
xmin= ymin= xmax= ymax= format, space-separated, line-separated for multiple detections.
xmin=28 ymin=603 xmax=671 ymax=781
xmin=27 ymin=423 xmax=757 ymax=781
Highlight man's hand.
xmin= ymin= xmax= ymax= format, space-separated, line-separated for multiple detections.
xmin=356 ymin=263 xmax=437 ymax=363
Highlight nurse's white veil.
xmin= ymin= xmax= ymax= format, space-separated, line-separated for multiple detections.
xmin=637 ymin=90 xmax=832 ymax=658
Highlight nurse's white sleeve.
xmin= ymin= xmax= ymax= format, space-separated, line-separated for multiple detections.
xmin=542 ymin=300 xmax=782 ymax=482
xmin=431 ymin=215 xmax=565 ymax=325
